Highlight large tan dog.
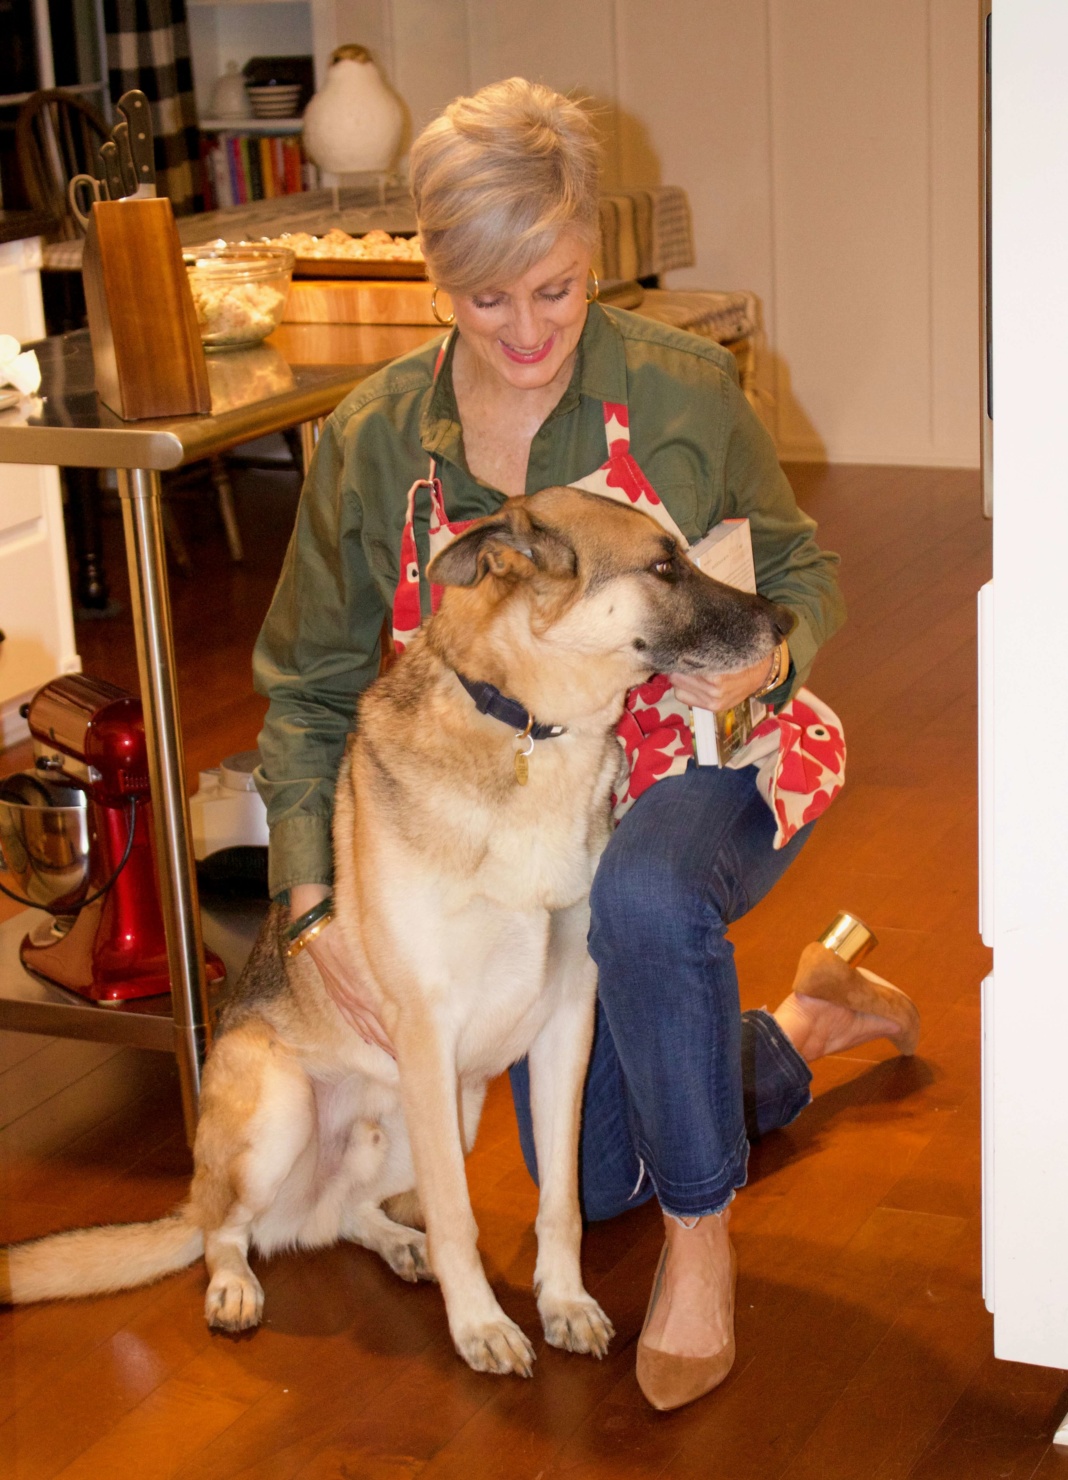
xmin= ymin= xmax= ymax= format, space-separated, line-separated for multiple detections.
xmin=0 ymin=487 xmax=792 ymax=1377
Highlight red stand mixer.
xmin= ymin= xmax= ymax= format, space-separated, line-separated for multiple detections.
xmin=0 ymin=674 xmax=225 ymax=1004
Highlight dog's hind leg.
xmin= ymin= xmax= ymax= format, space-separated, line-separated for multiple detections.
xmin=528 ymin=901 xmax=614 ymax=1358
xmin=381 ymin=1188 xmax=424 ymax=1230
xmin=341 ymin=1202 xmax=435 ymax=1283
xmin=310 ymin=1110 xmax=434 ymax=1283
xmin=192 ymin=1027 xmax=316 ymax=1333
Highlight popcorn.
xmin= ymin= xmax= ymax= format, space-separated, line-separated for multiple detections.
xmin=262 ymin=229 xmax=423 ymax=262
xmin=188 ymin=277 xmax=288 ymax=347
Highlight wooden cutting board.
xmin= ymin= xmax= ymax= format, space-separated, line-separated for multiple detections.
xmin=282 ymin=279 xmax=450 ymax=326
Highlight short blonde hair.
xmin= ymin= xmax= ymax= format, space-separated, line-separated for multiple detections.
xmin=409 ymin=78 xmax=601 ymax=295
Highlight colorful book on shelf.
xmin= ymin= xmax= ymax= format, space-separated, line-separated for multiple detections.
xmin=227 ymin=136 xmax=245 ymax=204
xmin=687 ymin=518 xmax=768 ymax=766
xmin=284 ymin=140 xmax=302 ymax=195
xmin=244 ymin=136 xmax=262 ymax=200
xmin=214 ymin=146 xmax=234 ymax=209
xmin=200 ymin=131 xmax=309 ymax=205
xmin=262 ymin=137 xmax=272 ymax=198
xmin=198 ymin=134 xmax=218 ymax=210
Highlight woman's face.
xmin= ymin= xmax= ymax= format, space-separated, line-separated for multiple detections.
xmin=449 ymin=231 xmax=594 ymax=393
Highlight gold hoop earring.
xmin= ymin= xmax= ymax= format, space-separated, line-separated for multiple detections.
xmin=430 ymin=287 xmax=455 ymax=327
xmin=586 ymin=267 xmax=600 ymax=304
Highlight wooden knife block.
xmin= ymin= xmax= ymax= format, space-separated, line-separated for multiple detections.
xmin=82 ymin=197 xmax=210 ymax=420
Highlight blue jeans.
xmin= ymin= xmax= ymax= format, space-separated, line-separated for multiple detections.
xmin=509 ymin=762 xmax=814 ymax=1221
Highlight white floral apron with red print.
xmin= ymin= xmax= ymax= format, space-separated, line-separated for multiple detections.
xmin=390 ymin=345 xmax=845 ymax=848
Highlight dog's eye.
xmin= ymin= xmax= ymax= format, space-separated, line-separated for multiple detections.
xmin=651 ymin=559 xmax=674 ymax=578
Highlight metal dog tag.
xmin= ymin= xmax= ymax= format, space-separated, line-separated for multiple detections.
xmin=514 ymin=725 xmax=534 ymax=785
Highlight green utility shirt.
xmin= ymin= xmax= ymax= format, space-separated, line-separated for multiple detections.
xmin=253 ymin=301 xmax=845 ymax=898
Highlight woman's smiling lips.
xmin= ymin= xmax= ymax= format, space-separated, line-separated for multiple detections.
xmin=499 ymin=333 xmax=557 ymax=364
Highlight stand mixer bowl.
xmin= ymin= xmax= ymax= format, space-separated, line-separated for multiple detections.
xmin=0 ymin=772 xmax=91 ymax=912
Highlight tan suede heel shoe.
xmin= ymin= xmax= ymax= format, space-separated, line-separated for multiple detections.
xmin=635 ymin=1239 xmax=738 ymax=1412
xmin=791 ymin=942 xmax=921 ymax=1055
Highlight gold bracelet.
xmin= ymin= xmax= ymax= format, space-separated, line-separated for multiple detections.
xmin=285 ymin=911 xmax=334 ymax=958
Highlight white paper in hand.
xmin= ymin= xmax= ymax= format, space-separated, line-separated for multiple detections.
xmin=687 ymin=519 xmax=767 ymax=766
xmin=0 ymin=334 xmax=42 ymax=395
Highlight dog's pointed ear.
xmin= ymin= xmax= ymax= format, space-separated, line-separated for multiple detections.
xmin=428 ymin=503 xmax=576 ymax=588
xmin=427 ymin=511 xmax=532 ymax=588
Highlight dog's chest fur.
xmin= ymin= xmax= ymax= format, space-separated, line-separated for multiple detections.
xmin=354 ymin=647 xmax=621 ymax=916
xmin=324 ymin=646 xmax=621 ymax=1083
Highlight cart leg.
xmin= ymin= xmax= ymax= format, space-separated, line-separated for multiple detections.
xmin=118 ymin=467 xmax=210 ymax=1146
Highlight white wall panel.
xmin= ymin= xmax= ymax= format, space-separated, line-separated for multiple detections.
xmin=614 ymin=0 xmax=777 ymax=420
xmin=360 ymin=0 xmax=980 ymax=468
xmin=389 ymin=0 xmax=470 ymax=144
xmin=465 ymin=0 xmax=622 ymax=184
xmin=989 ymin=0 xmax=1068 ymax=1369
xmin=929 ymin=0 xmax=982 ymax=462
xmin=768 ymin=0 xmax=933 ymax=462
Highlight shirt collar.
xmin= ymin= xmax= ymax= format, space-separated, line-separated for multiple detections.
xmin=418 ymin=303 xmax=629 ymax=463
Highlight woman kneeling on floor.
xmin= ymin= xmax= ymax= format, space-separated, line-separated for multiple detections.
xmin=253 ymin=77 xmax=920 ymax=1411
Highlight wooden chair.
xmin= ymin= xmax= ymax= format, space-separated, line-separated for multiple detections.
xmin=15 ymin=89 xmax=110 ymax=242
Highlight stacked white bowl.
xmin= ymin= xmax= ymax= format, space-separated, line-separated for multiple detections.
xmin=246 ymin=83 xmax=303 ymax=119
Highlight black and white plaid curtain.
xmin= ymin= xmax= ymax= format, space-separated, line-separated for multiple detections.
xmin=104 ymin=0 xmax=201 ymax=214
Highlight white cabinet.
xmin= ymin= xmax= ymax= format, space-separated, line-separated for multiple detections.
xmin=983 ymin=0 xmax=1068 ymax=1377
xmin=0 ymin=238 xmax=79 ymax=747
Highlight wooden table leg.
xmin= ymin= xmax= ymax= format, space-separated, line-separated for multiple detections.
xmin=117 ymin=467 xmax=210 ymax=1144
xmin=299 ymin=417 xmax=326 ymax=475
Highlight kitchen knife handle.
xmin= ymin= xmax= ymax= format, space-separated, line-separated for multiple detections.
xmin=98 ymin=141 xmax=124 ymax=201
xmin=116 ymin=89 xmax=156 ymax=194
xmin=112 ymin=121 xmax=139 ymax=198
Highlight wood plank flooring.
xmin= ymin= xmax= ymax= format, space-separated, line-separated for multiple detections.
xmin=3 ymin=461 xmax=1063 ymax=1479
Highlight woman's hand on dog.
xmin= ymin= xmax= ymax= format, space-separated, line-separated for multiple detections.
xmin=291 ymin=885 xmax=396 ymax=1056
xmin=670 ymin=650 xmax=780 ymax=712
xmin=307 ymin=927 xmax=397 ymax=1056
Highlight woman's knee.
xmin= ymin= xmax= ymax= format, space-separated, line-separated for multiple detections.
xmin=589 ymin=839 xmax=729 ymax=963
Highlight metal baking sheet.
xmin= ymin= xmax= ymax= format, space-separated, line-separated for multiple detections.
xmin=290 ymin=257 xmax=427 ymax=280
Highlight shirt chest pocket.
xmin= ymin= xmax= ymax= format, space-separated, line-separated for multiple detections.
xmin=647 ymin=481 xmax=702 ymax=545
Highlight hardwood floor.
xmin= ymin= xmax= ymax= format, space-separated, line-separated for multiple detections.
xmin=3 ymin=461 xmax=1063 ymax=1479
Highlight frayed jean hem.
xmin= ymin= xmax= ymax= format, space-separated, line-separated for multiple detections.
xmin=631 ymin=1123 xmax=750 ymax=1222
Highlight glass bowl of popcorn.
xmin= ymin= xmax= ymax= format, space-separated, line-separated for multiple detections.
xmin=184 ymin=244 xmax=295 ymax=350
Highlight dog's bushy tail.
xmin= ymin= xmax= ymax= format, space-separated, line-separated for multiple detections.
xmin=0 ymin=1211 xmax=203 ymax=1305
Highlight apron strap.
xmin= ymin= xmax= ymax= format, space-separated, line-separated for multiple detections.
xmin=604 ymin=401 xmax=631 ymax=452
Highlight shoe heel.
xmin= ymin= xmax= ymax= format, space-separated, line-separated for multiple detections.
xmin=817 ymin=910 xmax=877 ymax=967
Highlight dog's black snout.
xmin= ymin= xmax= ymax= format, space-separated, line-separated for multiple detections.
xmin=768 ymin=602 xmax=797 ymax=640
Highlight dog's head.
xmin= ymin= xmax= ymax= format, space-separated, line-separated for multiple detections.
xmin=427 ymin=486 xmax=794 ymax=709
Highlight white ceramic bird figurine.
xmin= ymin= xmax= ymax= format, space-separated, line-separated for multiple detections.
xmin=302 ymin=45 xmax=404 ymax=176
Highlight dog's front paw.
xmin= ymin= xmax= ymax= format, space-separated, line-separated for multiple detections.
xmin=538 ymin=1291 xmax=614 ymax=1358
xmin=205 ymin=1269 xmax=264 ymax=1332
xmin=453 ymin=1313 xmax=536 ymax=1377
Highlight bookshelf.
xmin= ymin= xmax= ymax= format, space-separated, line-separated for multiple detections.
xmin=199 ymin=117 xmax=304 ymax=133
xmin=201 ymin=129 xmax=309 ymax=208
xmin=186 ymin=0 xmax=336 ymax=126
xmin=187 ymin=0 xmax=337 ymax=206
